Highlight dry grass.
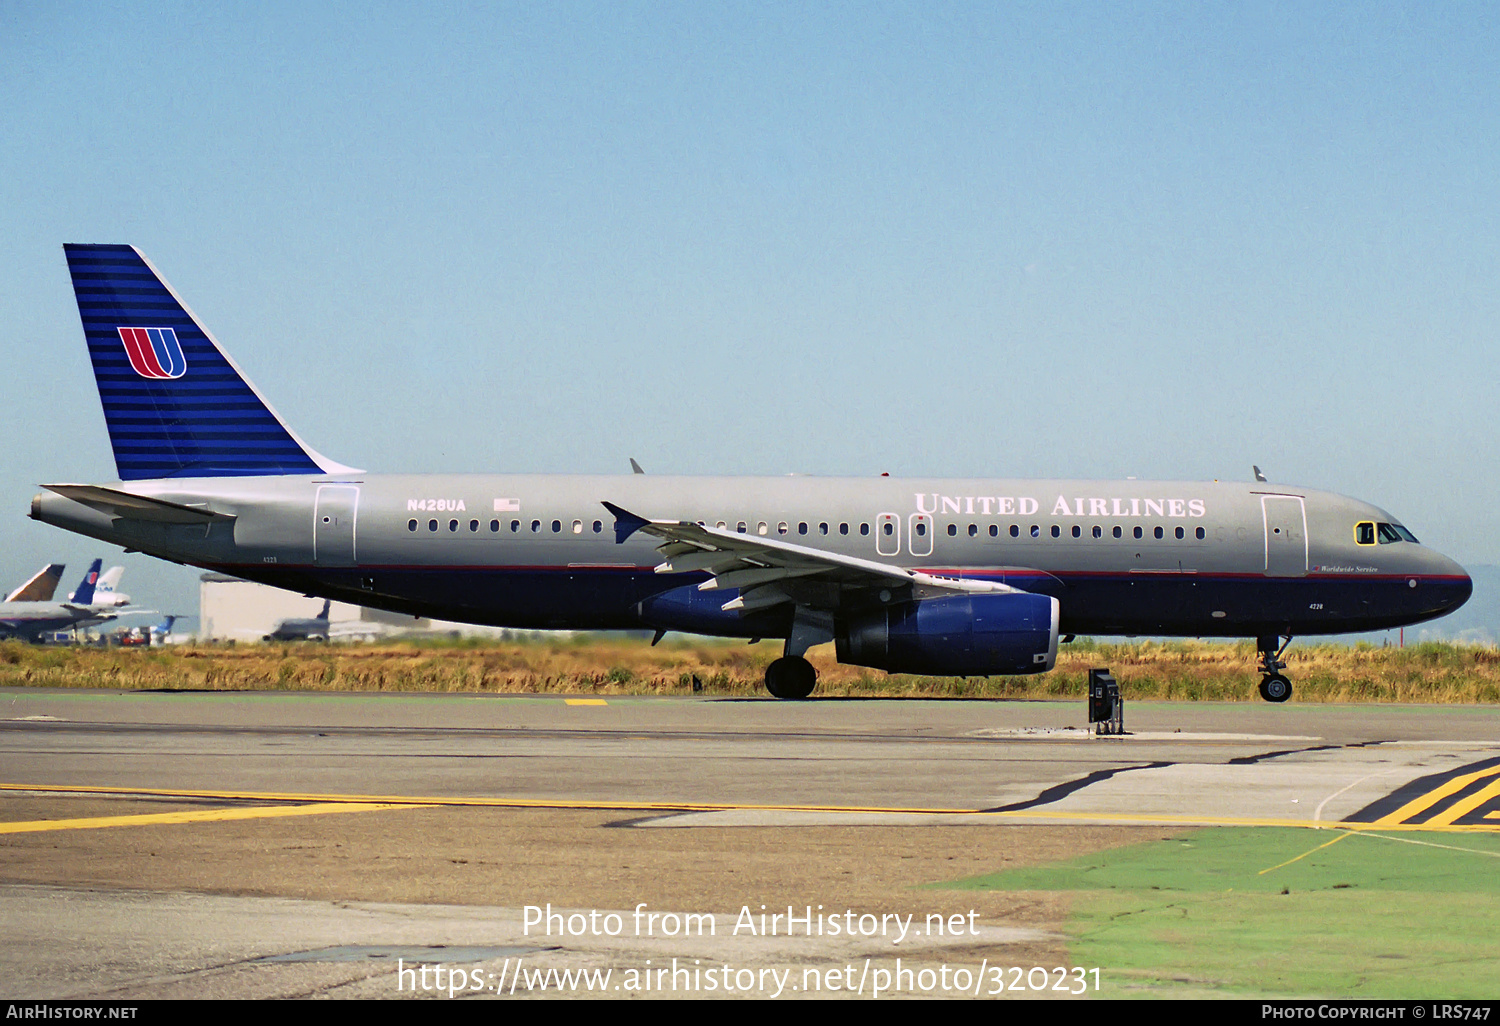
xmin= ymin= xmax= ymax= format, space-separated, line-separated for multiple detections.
xmin=2 ymin=635 xmax=1499 ymax=702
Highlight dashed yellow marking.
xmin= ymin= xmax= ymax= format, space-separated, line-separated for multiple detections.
xmin=1373 ymin=764 xmax=1500 ymax=826
xmin=564 ymin=698 xmax=608 ymax=706
xmin=0 ymin=802 xmax=428 ymax=835
xmin=1420 ymin=774 xmax=1500 ymax=828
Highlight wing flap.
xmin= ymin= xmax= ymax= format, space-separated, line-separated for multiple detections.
xmin=604 ymin=502 xmax=1021 ymax=615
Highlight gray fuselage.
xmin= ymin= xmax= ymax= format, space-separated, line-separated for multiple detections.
xmin=31 ymin=473 xmax=1472 ymax=642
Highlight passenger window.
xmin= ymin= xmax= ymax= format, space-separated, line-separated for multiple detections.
xmin=947 ymin=524 xmax=957 ymax=536
xmin=1195 ymin=527 xmax=1205 ymax=540
xmin=1011 ymin=525 xmax=1019 ymax=537
xmin=860 ymin=523 xmax=870 ymax=536
xmin=1154 ymin=526 xmax=1163 ymax=539
xmin=1071 ymin=525 xmax=1081 ymax=538
xmin=778 ymin=522 xmax=789 ymax=535
xmin=449 ymin=519 xmax=459 ymax=532
xmin=511 ymin=520 xmax=520 ymax=532
xmin=408 ymin=519 xmax=418 ymax=532
xmin=968 ymin=524 xmax=978 ymax=537
xmin=594 ymin=520 xmax=602 ymax=533
xmin=490 ymin=520 xmax=499 ymax=532
xmin=839 ymin=523 xmax=848 ymax=535
xmin=1175 ymin=526 xmax=1184 ymax=539
xmin=1112 ymin=526 xmax=1121 ymax=538
xmin=989 ymin=524 xmax=998 ymax=537
xmin=1030 ymin=525 xmax=1040 ymax=538
xmin=552 ymin=520 xmax=561 ymax=533
xmin=819 ymin=523 xmax=829 ymax=535
xmin=531 ymin=520 xmax=541 ymax=533
xmin=798 ymin=523 xmax=808 ymax=535
xmin=470 ymin=519 xmax=479 ymax=532
xmin=915 ymin=522 xmax=927 ymax=537
xmin=1093 ymin=526 xmax=1102 ymax=539
xmin=758 ymin=522 xmax=768 ymax=535
xmin=738 ymin=522 xmax=747 ymax=534
xmin=572 ymin=520 xmax=583 ymax=534
xmin=1134 ymin=526 xmax=1143 ymax=539
xmin=1355 ymin=522 xmax=1375 ymax=545
xmin=883 ymin=522 xmax=895 ymax=536
xmin=1051 ymin=525 xmax=1060 ymax=538
xmin=428 ymin=519 xmax=438 ymax=532
xmin=716 ymin=521 xmax=726 ymax=529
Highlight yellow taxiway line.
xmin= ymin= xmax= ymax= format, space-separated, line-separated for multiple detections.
xmin=0 ymin=802 xmax=429 ymax=834
xmin=4 ymin=783 xmax=1498 ymax=834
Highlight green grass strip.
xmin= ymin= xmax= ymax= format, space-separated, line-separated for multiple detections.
xmin=935 ymin=827 xmax=1500 ymax=998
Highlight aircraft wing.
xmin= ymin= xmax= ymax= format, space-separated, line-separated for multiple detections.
xmin=603 ymin=502 xmax=1018 ymax=614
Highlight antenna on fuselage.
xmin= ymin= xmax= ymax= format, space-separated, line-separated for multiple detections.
xmin=1253 ymin=465 xmax=1267 ymax=483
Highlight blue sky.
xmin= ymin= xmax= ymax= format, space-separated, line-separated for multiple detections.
xmin=2 ymin=2 xmax=1497 ymax=622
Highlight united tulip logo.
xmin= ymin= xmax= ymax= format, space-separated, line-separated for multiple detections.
xmin=117 ymin=327 xmax=187 ymax=379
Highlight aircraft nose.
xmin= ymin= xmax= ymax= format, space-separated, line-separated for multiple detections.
xmin=1427 ymin=554 xmax=1472 ymax=615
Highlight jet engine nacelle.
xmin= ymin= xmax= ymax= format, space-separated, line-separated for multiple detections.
xmin=836 ymin=592 xmax=1060 ymax=676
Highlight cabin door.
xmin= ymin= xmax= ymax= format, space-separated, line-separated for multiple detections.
xmin=314 ymin=485 xmax=359 ymax=566
xmin=1261 ymin=495 xmax=1307 ymax=577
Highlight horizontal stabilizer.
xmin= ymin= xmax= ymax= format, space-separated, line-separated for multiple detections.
xmin=43 ymin=484 xmax=235 ymax=523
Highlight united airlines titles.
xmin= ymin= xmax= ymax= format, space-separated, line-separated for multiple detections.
xmin=915 ymin=495 xmax=1207 ymax=518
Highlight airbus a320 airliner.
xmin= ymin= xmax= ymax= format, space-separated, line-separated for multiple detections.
xmin=31 ymin=245 xmax=1472 ymax=700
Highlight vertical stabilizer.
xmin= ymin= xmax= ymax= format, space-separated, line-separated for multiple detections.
xmin=5 ymin=564 xmax=66 ymax=603
xmin=69 ymin=559 xmax=103 ymax=607
xmin=63 ymin=244 xmax=359 ymax=480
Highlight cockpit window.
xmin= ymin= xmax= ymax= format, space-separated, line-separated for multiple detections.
xmin=1379 ymin=522 xmax=1419 ymax=544
xmin=1355 ymin=522 xmax=1375 ymax=546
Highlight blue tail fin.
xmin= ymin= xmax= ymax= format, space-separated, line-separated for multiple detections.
xmin=63 ymin=244 xmax=358 ymax=480
xmin=69 ymin=559 xmax=103 ymax=606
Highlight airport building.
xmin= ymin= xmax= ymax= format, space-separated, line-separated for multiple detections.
xmin=198 ymin=573 xmax=519 ymax=642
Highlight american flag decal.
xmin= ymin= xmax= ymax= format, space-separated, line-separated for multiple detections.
xmin=118 ymin=327 xmax=187 ymax=379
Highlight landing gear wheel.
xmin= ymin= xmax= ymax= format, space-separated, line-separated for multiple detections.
xmin=764 ymin=656 xmax=817 ymax=700
xmin=1259 ymin=674 xmax=1292 ymax=703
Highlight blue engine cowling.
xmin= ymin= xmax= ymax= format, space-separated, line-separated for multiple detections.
xmin=836 ymin=592 xmax=1060 ymax=676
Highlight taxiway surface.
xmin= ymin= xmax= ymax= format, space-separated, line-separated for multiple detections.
xmin=3 ymin=687 xmax=1497 ymax=998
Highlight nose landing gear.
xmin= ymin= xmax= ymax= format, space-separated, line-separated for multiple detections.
xmin=1256 ymin=634 xmax=1293 ymax=703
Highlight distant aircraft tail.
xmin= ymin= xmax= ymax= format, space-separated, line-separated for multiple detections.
xmin=5 ymin=564 xmax=66 ymax=603
xmin=315 ymin=599 xmax=331 ymax=621
xmin=68 ymin=559 xmax=103 ymax=607
xmin=72 ymin=565 xmax=123 ymax=603
xmin=63 ymin=244 xmax=359 ymax=481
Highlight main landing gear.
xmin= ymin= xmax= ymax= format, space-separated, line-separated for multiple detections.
xmin=763 ymin=611 xmax=829 ymax=699
xmin=1256 ymin=634 xmax=1293 ymax=703
xmin=764 ymin=655 xmax=817 ymax=699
